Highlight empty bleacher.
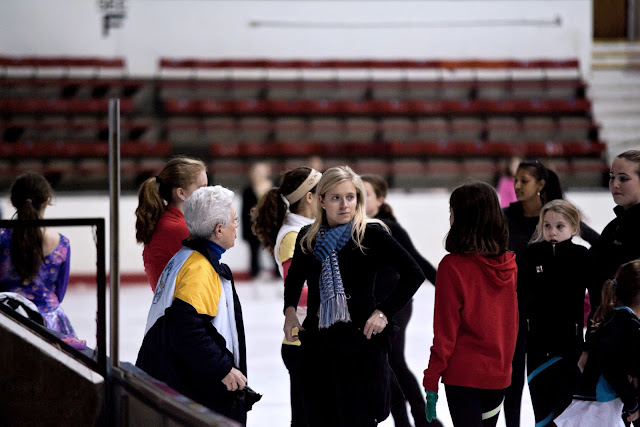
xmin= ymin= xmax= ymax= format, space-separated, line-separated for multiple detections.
xmin=1 ymin=56 xmax=608 ymax=191
xmin=0 ymin=56 xmax=164 ymax=190
xmin=158 ymin=58 xmax=605 ymax=188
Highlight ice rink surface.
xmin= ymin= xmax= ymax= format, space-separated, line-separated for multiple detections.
xmin=63 ymin=277 xmax=535 ymax=427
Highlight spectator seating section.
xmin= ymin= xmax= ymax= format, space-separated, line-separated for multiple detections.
xmin=0 ymin=56 xmax=164 ymax=189
xmin=157 ymin=57 xmax=605 ymax=188
xmin=0 ymin=56 xmax=607 ymax=190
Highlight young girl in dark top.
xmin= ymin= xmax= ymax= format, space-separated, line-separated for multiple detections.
xmin=503 ymin=160 xmax=599 ymax=427
xmin=518 ymin=199 xmax=596 ymax=427
xmin=362 ymin=174 xmax=440 ymax=427
xmin=283 ymin=166 xmax=424 ymax=427
xmin=555 ymin=259 xmax=640 ymax=427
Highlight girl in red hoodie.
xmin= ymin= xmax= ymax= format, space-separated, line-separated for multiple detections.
xmin=423 ymin=181 xmax=518 ymax=427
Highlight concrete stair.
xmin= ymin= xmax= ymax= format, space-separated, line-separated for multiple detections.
xmin=589 ymin=42 xmax=640 ymax=160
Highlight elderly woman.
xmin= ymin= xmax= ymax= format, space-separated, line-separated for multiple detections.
xmin=136 ymin=185 xmax=250 ymax=424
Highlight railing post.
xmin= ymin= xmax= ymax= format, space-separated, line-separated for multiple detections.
xmin=108 ymin=98 xmax=120 ymax=367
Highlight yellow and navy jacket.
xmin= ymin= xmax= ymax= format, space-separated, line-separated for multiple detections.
xmin=136 ymin=238 xmax=247 ymax=421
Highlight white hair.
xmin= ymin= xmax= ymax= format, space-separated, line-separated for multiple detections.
xmin=184 ymin=185 xmax=235 ymax=238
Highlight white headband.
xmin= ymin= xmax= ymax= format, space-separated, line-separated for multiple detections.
xmin=284 ymin=169 xmax=322 ymax=204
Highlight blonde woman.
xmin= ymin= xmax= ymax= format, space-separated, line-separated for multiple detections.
xmin=283 ymin=166 xmax=424 ymax=426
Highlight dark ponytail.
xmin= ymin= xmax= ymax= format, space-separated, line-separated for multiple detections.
xmin=543 ymin=168 xmax=564 ymax=203
xmin=592 ymin=279 xmax=618 ymax=329
xmin=251 ymin=167 xmax=315 ymax=254
xmin=592 ymin=260 xmax=640 ymax=329
xmin=9 ymin=173 xmax=54 ymax=280
xmin=135 ymin=156 xmax=206 ymax=245
xmin=251 ymin=188 xmax=288 ymax=254
xmin=517 ymin=159 xmax=564 ymax=205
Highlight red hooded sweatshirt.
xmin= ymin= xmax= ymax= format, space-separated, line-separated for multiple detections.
xmin=423 ymin=252 xmax=518 ymax=391
xmin=143 ymin=206 xmax=190 ymax=292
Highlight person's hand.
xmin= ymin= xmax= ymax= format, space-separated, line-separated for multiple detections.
xmin=577 ymin=351 xmax=588 ymax=373
xmin=425 ymin=389 xmax=438 ymax=422
xmin=627 ymin=408 xmax=639 ymax=423
xmin=284 ymin=306 xmax=304 ymax=342
xmin=222 ymin=367 xmax=247 ymax=391
xmin=363 ymin=309 xmax=388 ymax=339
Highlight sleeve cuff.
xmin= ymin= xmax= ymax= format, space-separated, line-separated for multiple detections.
xmin=422 ymin=369 xmax=439 ymax=391
xmin=624 ymin=402 xmax=639 ymax=415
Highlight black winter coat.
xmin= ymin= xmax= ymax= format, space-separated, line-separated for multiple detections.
xmin=284 ymin=222 xmax=424 ymax=329
xmin=283 ymin=222 xmax=424 ymax=426
xmin=588 ymin=203 xmax=640 ymax=327
xmin=518 ymin=239 xmax=594 ymax=356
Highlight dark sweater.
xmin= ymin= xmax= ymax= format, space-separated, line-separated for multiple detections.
xmin=589 ymin=203 xmax=640 ymax=323
xmin=518 ymin=239 xmax=594 ymax=355
xmin=373 ymin=216 xmax=436 ymax=304
xmin=504 ymin=202 xmax=539 ymax=266
xmin=283 ymin=222 xmax=425 ymax=328
xmin=576 ymin=307 xmax=640 ymax=415
xmin=379 ymin=217 xmax=437 ymax=285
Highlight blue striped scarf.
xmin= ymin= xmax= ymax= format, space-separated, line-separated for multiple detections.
xmin=313 ymin=221 xmax=352 ymax=328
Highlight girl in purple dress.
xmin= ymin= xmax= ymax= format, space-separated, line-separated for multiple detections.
xmin=0 ymin=173 xmax=76 ymax=337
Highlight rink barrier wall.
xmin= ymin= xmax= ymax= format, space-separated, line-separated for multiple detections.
xmin=0 ymin=306 xmax=105 ymax=425
xmin=0 ymin=190 xmax=617 ymax=286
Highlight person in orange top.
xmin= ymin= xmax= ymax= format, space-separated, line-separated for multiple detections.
xmin=135 ymin=156 xmax=207 ymax=291
xmin=423 ymin=181 xmax=518 ymax=427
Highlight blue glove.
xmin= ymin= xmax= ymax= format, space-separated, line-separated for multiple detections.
xmin=425 ymin=389 xmax=438 ymax=423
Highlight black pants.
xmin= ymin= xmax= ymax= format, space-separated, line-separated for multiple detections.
xmin=527 ymin=352 xmax=576 ymax=427
xmin=445 ymin=384 xmax=505 ymax=427
xmin=503 ymin=323 xmax=526 ymax=427
xmin=389 ymin=300 xmax=432 ymax=427
xmin=282 ymin=344 xmax=308 ymax=427
xmin=247 ymin=237 xmax=262 ymax=278
xmin=300 ymin=323 xmax=391 ymax=427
